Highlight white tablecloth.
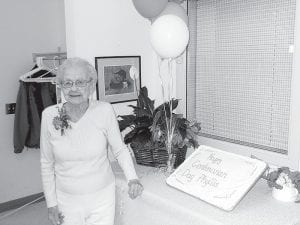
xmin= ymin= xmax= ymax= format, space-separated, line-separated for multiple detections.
xmin=112 ymin=163 xmax=300 ymax=225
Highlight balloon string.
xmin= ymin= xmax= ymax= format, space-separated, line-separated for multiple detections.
xmin=156 ymin=55 xmax=164 ymax=104
xmin=156 ymin=56 xmax=177 ymax=155
xmin=157 ymin=55 xmax=170 ymax=150
xmin=168 ymin=58 xmax=176 ymax=154
xmin=168 ymin=59 xmax=172 ymax=154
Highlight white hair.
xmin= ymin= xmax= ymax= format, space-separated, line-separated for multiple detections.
xmin=56 ymin=57 xmax=97 ymax=82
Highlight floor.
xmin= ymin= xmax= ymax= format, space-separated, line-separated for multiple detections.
xmin=0 ymin=201 xmax=52 ymax=225
xmin=0 ymin=201 xmax=123 ymax=225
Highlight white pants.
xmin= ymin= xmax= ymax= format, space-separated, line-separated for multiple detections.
xmin=56 ymin=183 xmax=115 ymax=225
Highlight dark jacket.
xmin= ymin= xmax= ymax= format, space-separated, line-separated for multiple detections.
xmin=13 ymin=71 xmax=57 ymax=153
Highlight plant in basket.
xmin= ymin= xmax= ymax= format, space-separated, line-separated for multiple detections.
xmin=118 ymin=86 xmax=201 ymax=169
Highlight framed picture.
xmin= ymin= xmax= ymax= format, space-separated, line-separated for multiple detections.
xmin=95 ymin=56 xmax=141 ymax=104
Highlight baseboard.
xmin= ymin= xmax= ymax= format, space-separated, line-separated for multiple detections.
xmin=0 ymin=192 xmax=45 ymax=213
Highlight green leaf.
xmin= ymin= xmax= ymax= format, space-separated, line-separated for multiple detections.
xmin=134 ymin=116 xmax=152 ymax=128
xmin=265 ymin=170 xmax=281 ymax=189
xmin=124 ymin=129 xmax=138 ymax=144
xmin=176 ymin=118 xmax=188 ymax=138
xmin=172 ymin=132 xmax=183 ymax=147
xmin=279 ymin=167 xmax=291 ymax=175
xmin=135 ymin=108 xmax=153 ymax=118
xmin=152 ymin=110 xmax=163 ymax=130
xmin=118 ymin=115 xmax=136 ymax=131
xmin=137 ymin=87 xmax=155 ymax=115
xmin=154 ymin=99 xmax=179 ymax=118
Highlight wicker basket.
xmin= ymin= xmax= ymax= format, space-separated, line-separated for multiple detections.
xmin=131 ymin=144 xmax=187 ymax=168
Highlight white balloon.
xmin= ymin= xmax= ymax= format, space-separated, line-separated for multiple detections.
xmin=150 ymin=15 xmax=189 ymax=59
xmin=129 ymin=66 xmax=137 ymax=80
xmin=152 ymin=2 xmax=188 ymax=25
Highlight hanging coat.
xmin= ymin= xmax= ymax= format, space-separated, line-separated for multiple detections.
xmin=13 ymin=69 xmax=57 ymax=153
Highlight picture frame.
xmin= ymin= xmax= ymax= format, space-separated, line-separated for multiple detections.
xmin=95 ymin=56 xmax=141 ymax=104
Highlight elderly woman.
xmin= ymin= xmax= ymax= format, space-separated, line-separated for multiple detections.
xmin=40 ymin=57 xmax=143 ymax=225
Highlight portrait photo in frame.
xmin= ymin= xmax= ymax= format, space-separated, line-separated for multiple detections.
xmin=95 ymin=56 xmax=141 ymax=104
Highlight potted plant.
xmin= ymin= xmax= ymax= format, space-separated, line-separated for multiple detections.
xmin=264 ymin=167 xmax=300 ymax=202
xmin=118 ymin=86 xmax=201 ymax=169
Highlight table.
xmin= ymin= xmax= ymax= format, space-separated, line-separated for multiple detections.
xmin=112 ymin=163 xmax=300 ymax=225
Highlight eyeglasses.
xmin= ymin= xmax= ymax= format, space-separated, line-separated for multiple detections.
xmin=60 ymin=79 xmax=93 ymax=89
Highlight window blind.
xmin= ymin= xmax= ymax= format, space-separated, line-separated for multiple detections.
xmin=187 ymin=0 xmax=296 ymax=154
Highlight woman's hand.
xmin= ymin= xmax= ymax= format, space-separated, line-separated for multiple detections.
xmin=48 ymin=206 xmax=64 ymax=225
xmin=128 ymin=179 xmax=144 ymax=199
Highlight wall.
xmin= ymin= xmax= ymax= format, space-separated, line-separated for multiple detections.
xmin=0 ymin=0 xmax=181 ymax=203
xmin=64 ymin=0 xmax=170 ymax=113
xmin=0 ymin=0 xmax=66 ymax=203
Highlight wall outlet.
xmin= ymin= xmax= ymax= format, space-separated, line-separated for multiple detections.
xmin=5 ymin=103 xmax=16 ymax=114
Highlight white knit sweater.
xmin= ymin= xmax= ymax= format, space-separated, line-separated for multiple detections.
xmin=40 ymin=101 xmax=138 ymax=208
